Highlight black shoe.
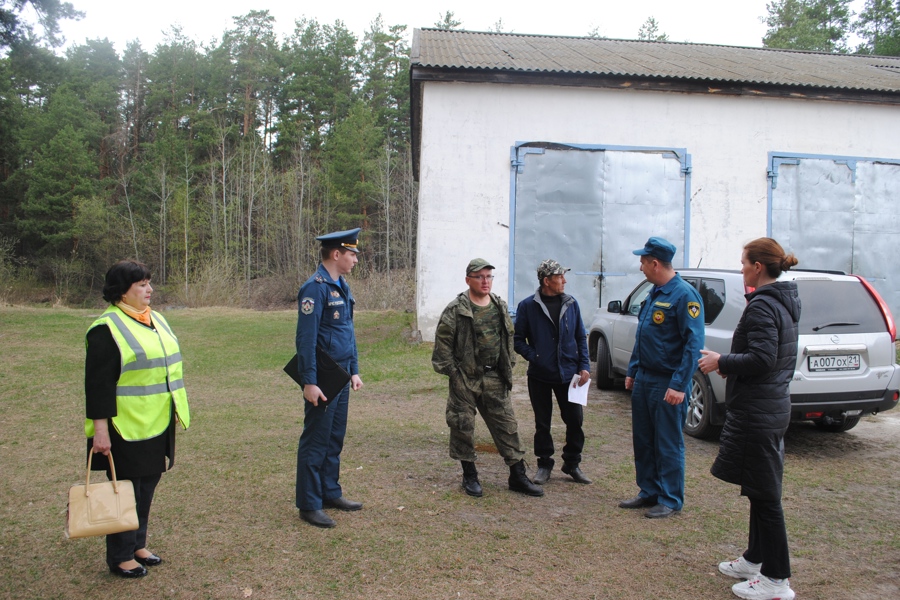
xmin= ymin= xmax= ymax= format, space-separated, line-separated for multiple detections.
xmin=532 ymin=465 xmax=552 ymax=485
xmin=461 ymin=461 xmax=483 ymax=497
xmin=508 ymin=460 xmax=544 ymax=497
xmin=300 ymin=509 xmax=337 ymax=528
xmin=134 ymin=553 xmax=162 ymax=567
xmin=323 ymin=496 xmax=363 ymax=511
xmin=645 ymin=504 xmax=680 ymax=519
xmin=109 ymin=563 xmax=148 ymax=578
xmin=618 ymin=495 xmax=657 ymax=509
xmin=561 ymin=464 xmax=592 ymax=485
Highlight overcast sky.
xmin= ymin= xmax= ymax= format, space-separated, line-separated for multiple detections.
xmin=55 ymin=0 xmax=787 ymax=53
xmin=54 ymin=0 xmax=870 ymax=55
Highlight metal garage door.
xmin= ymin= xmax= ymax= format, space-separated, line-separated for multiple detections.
xmin=769 ymin=153 xmax=900 ymax=321
xmin=509 ymin=142 xmax=692 ymax=315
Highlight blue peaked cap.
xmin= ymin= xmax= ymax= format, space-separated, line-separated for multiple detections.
xmin=316 ymin=228 xmax=361 ymax=253
xmin=632 ymin=236 xmax=676 ymax=262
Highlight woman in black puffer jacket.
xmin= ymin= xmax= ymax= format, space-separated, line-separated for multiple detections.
xmin=698 ymin=238 xmax=800 ymax=600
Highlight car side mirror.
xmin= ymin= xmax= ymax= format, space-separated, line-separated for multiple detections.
xmin=607 ymin=300 xmax=622 ymax=313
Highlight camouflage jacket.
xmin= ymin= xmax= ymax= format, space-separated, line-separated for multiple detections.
xmin=431 ymin=291 xmax=516 ymax=391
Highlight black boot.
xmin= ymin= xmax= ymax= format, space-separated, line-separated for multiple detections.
xmin=533 ymin=458 xmax=554 ymax=485
xmin=508 ymin=460 xmax=544 ymax=497
xmin=561 ymin=463 xmax=593 ymax=485
xmin=461 ymin=461 xmax=483 ymax=497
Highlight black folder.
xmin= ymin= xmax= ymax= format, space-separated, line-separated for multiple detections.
xmin=283 ymin=346 xmax=351 ymax=403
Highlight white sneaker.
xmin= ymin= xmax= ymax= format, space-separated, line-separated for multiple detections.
xmin=718 ymin=556 xmax=762 ymax=580
xmin=732 ymin=575 xmax=795 ymax=600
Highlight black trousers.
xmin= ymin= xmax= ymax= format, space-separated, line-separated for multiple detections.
xmin=527 ymin=377 xmax=584 ymax=467
xmin=106 ymin=473 xmax=161 ymax=566
xmin=744 ymin=496 xmax=791 ymax=580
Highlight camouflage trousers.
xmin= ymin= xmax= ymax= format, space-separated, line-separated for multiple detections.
xmin=446 ymin=372 xmax=525 ymax=466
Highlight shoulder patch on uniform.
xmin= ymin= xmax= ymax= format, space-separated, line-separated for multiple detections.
xmin=314 ymin=274 xmax=324 ymax=283
xmin=652 ymin=310 xmax=665 ymax=324
xmin=687 ymin=301 xmax=701 ymax=319
xmin=301 ymin=297 xmax=315 ymax=315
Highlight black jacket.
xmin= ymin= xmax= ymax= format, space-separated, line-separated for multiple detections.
xmin=710 ymin=281 xmax=801 ymax=500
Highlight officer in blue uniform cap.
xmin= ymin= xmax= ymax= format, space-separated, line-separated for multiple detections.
xmin=294 ymin=227 xmax=364 ymax=528
xmin=618 ymin=236 xmax=704 ymax=519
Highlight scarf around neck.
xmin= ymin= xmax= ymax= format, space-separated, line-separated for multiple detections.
xmin=116 ymin=301 xmax=152 ymax=327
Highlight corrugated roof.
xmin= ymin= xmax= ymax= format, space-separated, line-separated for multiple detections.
xmin=411 ymin=29 xmax=900 ymax=93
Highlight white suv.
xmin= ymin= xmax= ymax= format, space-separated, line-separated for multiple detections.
xmin=588 ymin=269 xmax=900 ymax=438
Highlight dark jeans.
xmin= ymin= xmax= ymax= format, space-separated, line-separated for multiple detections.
xmin=744 ymin=496 xmax=792 ymax=579
xmin=527 ymin=377 xmax=584 ymax=467
xmin=106 ymin=473 xmax=161 ymax=566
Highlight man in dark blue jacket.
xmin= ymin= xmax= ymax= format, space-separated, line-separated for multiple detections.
xmin=514 ymin=259 xmax=592 ymax=485
xmin=295 ymin=228 xmax=365 ymax=528
xmin=619 ymin=237 xmax=704 ymax=519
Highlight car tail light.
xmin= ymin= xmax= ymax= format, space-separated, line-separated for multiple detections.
xmin=805 ymin=411 xmax=824 ymax=419
xmin=855 ymin=275 xmax=897 ymax=340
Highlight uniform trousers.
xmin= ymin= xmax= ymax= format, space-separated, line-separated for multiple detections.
xmin=631 ymin=369 xmax=688 ymax=510
xmin=527 ymin=377 xmax=584 ymax=467
xmin=446 ymin=372 xmax=525 ymax=466
xmin=296 ymin=382 xmax=350 ymax=510
xmin=106 ymin=473 xmax=161 ymax=566
xmin=744 ymin=496 xmax=792 ymax=579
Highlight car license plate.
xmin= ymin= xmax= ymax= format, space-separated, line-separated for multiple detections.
xmin=808 ymin=354 xmax=861 ymax=372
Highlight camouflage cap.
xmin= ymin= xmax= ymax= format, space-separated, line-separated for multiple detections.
xmin=466 ymin=258 xmax=495 ymax=274
xmin=537 ymin=259 xmax=570 ymax=280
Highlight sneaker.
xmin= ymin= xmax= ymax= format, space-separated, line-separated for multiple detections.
xmin=719 ymin=556 xmax=761 ymax=580
xmin=732 ymin=575 xmax=795 ymax=600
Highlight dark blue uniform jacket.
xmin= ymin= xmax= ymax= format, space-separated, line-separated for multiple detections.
xmin=295 ymin=263 xmax=359 ymax=385
xmin=627 ymin=273 xmax=705 ymax=393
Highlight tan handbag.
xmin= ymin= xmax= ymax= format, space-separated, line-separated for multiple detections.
xmin=65 ymin=451 xmax=139 ymax=539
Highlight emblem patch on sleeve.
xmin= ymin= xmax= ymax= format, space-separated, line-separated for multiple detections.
xmin=301 ymin=297 xmax=315 ymax=315
xmin=652 ymin=310 xmax=665 ymax=324
xmin=687 ymin=301 xmax=701 ymax=319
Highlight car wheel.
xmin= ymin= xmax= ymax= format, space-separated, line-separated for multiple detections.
xmin=594 ymin=337 xmax=615 ymax=390
xmin=685 ymin=371 xmax=719 ymax=439
xmin=814 ymin=414 xmax=861 ymax=433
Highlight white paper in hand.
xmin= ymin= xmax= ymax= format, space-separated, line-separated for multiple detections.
xmin=568 ymin=374 xmax=590 ymax=406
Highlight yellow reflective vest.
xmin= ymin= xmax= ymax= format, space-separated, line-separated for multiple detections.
xmin=84 ymin=306 xmax=190 ymax=440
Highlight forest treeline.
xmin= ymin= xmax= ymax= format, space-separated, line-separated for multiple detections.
xmin=0 ymin=9 xmax=415 ymax=305
xmin=1 ymin=1 xmax=899 ymax=306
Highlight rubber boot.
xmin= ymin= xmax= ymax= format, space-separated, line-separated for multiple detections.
xmin=508 ymin=460 xmax=544 ymax=497
xmin=461 ymin=461 xmax=483 ymax=497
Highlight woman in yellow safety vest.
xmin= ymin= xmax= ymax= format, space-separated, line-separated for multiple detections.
xmin=85 ymin=260 xmax=190 ymax=578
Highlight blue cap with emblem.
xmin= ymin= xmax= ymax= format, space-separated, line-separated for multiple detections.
xmin=633 ymin=236 xmax=676 ymax=263
xmin=316 ymin=228 xmax=361 ymax=253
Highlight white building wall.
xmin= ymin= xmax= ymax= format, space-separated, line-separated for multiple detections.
xmin=416 ymin=80 xmax=900 ymax=340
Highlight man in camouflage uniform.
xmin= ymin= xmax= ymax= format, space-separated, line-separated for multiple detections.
xmin=432 ymin=258 xmax=543 ymax=498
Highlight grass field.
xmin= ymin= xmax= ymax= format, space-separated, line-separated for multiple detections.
xmin=0 ymin=305 xmax=898 ymax=599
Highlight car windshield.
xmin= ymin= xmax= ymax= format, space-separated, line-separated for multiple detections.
xmin=796 ymin=280 xmax=887 ymax=334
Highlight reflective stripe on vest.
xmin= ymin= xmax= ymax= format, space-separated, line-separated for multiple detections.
xmin=84 ymin=307 xmax=191 ymax=440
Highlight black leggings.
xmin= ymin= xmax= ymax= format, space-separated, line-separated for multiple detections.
xmin=105 ymin=473 xmax=162 ymax=566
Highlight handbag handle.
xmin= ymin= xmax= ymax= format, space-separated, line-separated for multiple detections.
xmin=83 ymin=451 xmax=120 ymax=497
